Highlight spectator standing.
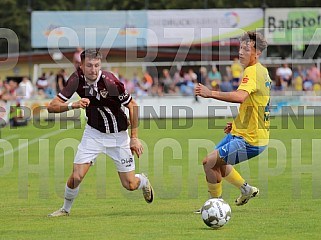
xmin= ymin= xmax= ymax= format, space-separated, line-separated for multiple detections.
xmin=231 ymin=58 xmax=243 ymax=90
xmin=56 ymin=69 xmax=68 ymax=93
xmin=2 ymin=79 xmax=18 ymax=101
xmin=220 ymin=76 xmax=233 ymax=92
xmin=276 ymin=63 xmax=292 ymax=89
xmin=292 ymin=65 xmax=305 ymax=91
xmin=208 ymin=65 xmax=222 ymax=90
xmin=160 ymin=69 xmax=173 ymax=94
xmin=307 ymin=64 xmax=321 ymax=91
xmin=0 ymin=78 xmax=6 ymax=99
xmin=18 ymin=76 xmax=34 ymax=99
xmin=36 ymin=73 xmax=48 ymax=91
xmin=197 ymin=66 xmax=208 ymax=86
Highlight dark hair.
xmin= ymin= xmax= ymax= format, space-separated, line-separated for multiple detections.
xmin=80 ymin=49 xmax=102 ymax=62
xmin=240 ymin=31 xmax=268 ymax=52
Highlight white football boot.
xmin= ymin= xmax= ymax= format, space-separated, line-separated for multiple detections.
xmin=48 ymin=208 xmax=69 ymax=217
xmin=141 ymin=173 xmax=154 ymax=203
xmin=235 ymin=186 xmax=259 ymax=206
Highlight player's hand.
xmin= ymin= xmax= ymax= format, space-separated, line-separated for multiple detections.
xmin=130 ymin=137 xmax=143 ymax=158
xmin=75 ymin=98 xmax=90 ymax=109
xmin=224 ymin=122 xmax=232 ymax=134
xmin=195 ymin=83 xmax=212 ymax=98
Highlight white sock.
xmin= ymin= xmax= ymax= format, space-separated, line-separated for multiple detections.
xmin=63 ymin=184 xmax=80 ymax=212
xmin=135 ymin=174 xmax=147 ymax=190
xmin=240 ymin=182 xmax=251 ymax=194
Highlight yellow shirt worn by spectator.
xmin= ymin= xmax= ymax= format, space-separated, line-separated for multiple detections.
xmin=231 ymin=58 xmax=243 ymax=90
xmin=231 ymin=63 xmax=271 ymax=146
xmin=294 ymin=76 xmax=303 ymax=91
xmin=231 ymin=60 xmax=243 ymax=79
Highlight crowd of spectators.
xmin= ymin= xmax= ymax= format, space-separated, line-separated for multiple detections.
xmin=1 ymin=47 xmax=319 ymax=128
xmin=119 ymin=61 xmax=321 ymax=97
xmin=1 ymin=61 xmax=321 ymax=105
xmin=273 ymin=63 xmax=321 ymax=92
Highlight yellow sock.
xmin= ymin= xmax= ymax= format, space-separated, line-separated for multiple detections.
xmin=224 ymin=168 xmax=245 ymax=189
xmin=207 ymin=182 xmax=222 ymax=198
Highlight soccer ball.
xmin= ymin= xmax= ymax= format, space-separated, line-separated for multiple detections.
xmin=201 ymin=198 xmax=232 ymax=229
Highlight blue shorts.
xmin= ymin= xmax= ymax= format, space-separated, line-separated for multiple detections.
xmin=215 ymin=134 xmax=266 ymax=165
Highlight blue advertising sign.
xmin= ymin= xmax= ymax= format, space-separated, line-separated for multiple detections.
xmin=31 ymin=11 xmax=148 ymax=48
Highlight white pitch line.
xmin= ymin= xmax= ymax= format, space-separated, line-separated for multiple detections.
xmin=2 ymin=134 xmax=20 ymax=140
xmin=0 ymin=124 xmax=77 ymax=158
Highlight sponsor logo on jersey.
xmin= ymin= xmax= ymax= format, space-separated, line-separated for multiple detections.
xmin=100 ymin=89 xmax=108 ymax=98
xmin=242 ymin=75 xmax=249 ymax=83
xmin=118 ymin=90 xmax=129 ymax=101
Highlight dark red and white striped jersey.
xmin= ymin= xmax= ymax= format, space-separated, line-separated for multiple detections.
xmin=58 ymin=68 xmax=132 ymax=133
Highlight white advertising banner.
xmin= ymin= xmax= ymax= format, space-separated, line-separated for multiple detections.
xmin=147 ymin=9 xmax=263 ymax=46
xmin=32 ymin=9 xmax=263 ymax=48
xmin=265 ymin=8 xmax=321 ymax=45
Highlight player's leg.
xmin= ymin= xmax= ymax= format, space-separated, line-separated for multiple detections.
xmin=194 ymin=149 xmax=225 ymax=213
xmin=67 ymin=163 xmax=91 ymax=188
xmin=64 ymin=163 xmax=91 ymax=210
xmin=118 ymin=170 xmax=139 ymax=190
xmin=202 ymin=149 xmax=225 ymax=199
xmin=221 ymin=164 xmax=259 ymax=206
xmin=219 ymin=138 xmax=263 ymax=206
xmin=194 ymin=135 xmax=231 ymax=213
xmin=48 ymin=125 xmax=102 ymax=217
xmin=204 ymin=160 xmax=254 ymax=200
xmin=48 ymin=163 xmax=91 ymax=217
xmin=118 ymin=171 xmax=154 ymax=203
xmin=200 ymin=134 xmax=234 ymax=200
xmin=202 ymin=135 xmax=259 ymax=206
xmin=106 ymin=131 xmax=154 ymax=203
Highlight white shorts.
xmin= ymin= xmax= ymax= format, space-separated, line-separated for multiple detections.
xmin=74 ymin=124 xmax=135 ymax=172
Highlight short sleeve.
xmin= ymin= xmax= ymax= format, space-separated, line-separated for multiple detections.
xmin=237 ymin=67 xmax=256 ymax=94
xmin=105 ymin=72 xmax=132 ymax=106
xmin=57 ymin=72 xmax=79 ymax=102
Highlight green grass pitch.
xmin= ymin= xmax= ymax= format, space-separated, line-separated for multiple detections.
xmin=0 ymin=116 xmax=320 ymax=239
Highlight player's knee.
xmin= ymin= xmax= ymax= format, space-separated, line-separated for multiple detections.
xmin=203 ymin=157 xmax=219 ymax=173
xmin=71 ymin=173 xmax=85 ymax=185
xmin=203 ymin=159 xmax=211 ymax=174
xmin=203 ymin=157 xmax=214 ymax=168
xmin=202 ymin=157 xmax=208 ymax=166
xmin=128 ymin=182 xmax=138 ymax=191
xmin=123 ymin=181 xmax=138 ymax=191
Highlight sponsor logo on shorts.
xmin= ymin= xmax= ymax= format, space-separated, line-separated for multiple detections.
xmin=121 ymin=157 xmax=133 ymax=167
xmin=221 ymin=146 xmax=227 ymax=152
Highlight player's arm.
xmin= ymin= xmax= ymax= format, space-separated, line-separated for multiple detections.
xmin=47 ymin=96 xmax=90 ymax=113
xmin=195 ymin=83 xmax=249 ymax=103
xmin=126 ymin=98 xmax=139 ymax=138
xmin=224 ymin=122 xmax=232 ymax=134
xmin=125 ymin=98 xmax=143 ymax=157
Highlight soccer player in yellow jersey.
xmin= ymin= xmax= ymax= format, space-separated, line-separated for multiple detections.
xmin=195 ymin=31 xmax=271 ymax=210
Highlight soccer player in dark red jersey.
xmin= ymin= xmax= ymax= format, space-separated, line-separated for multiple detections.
xmin=47 ymin=49 xmax=153 ymax=217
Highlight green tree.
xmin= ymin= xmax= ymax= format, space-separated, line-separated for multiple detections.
xmin=1 ymin=0 xmax=321 ymax=54
xmin=0 ymin=0 xmax=29 ymax=53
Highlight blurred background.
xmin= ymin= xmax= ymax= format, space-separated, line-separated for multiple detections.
xmin=1 ymin=0 xmax=321 ymax=125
